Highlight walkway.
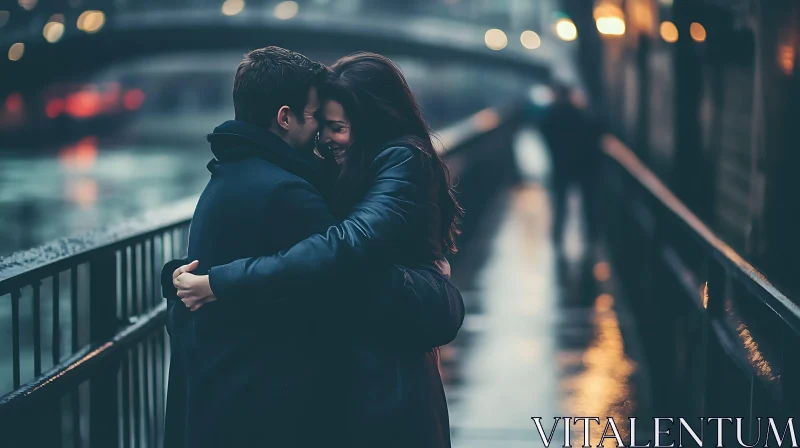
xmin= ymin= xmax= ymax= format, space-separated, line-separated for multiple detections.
xmin=444 ymin=128 xmax=652 ymax=447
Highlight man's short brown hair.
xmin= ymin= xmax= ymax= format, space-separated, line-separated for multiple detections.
xmin=233 ymin=47 xmax=326 ymax=126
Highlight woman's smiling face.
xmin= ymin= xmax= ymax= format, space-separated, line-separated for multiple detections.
xmin=319 ymin=99 xmax=352 ymax=165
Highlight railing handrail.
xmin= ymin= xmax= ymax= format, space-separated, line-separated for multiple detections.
xmin=0 ymin=197 xmax=198 ymax=295
xmin=435 ymin=103 xmax=521 ymax=155
xmin=602 ymin=134 xmax=800 ymax=331
xmin=0 ymin=302 xmax=166 ymax=419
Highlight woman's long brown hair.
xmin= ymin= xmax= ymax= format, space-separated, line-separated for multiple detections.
xmin=323 ymin=52 xmax=464 ymax=254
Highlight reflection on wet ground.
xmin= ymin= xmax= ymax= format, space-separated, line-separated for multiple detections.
xmin=443 ymin=128 xmax=651 ymax=447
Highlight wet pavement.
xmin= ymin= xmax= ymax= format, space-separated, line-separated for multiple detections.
xmin=443 ymin=128 xmax=652 ymax=447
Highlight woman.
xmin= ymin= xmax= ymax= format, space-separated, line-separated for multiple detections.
xmin=174 ymin=52 xmax=464 ymax=447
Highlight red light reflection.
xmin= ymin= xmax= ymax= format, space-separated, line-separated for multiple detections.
xmin=66 ymin=90 xmax=102 ymax=118
xmin=60 ymin=136 xmax=98 ymax=171
xmin=123 ymin=89 xmax=145 ymax=111
xmin=46 ymin=98 xmax=65 ymax=118
xmin=6 ymin=93 xmax=23 ymax=113
xmin=67 ymin=178 xmax=98 ymax=209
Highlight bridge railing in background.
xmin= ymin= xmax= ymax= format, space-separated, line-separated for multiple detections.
xmin=0 ymin=103 xmax=526 ymax=448
xmin=602 ymin=135 xmax=800 ymax=443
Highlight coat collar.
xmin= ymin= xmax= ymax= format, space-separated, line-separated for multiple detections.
xmin=206 ymin=120 xmax=326 ymax=190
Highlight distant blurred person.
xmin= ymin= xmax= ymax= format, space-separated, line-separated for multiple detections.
xmin=540 ymin=83 xmax=603 ymax=260
xmin=162 ymin=49 xmax=464 ymax=448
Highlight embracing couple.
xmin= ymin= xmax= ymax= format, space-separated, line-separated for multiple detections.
xmin=160 ymin=47 xmax=465 ymax=447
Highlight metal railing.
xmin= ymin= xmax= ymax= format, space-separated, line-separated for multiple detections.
xmin=0 ymin=197 xmax=196 ymax=448
xmin=601 ymin=135 xmax=800 ymax=444
xmin=0 ymin=104 xmax=524 ymax=448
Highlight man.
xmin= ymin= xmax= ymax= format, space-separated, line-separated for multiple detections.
xmin=540 ymin=83 xmax=603 ymax=255
xmin=162 ymin=47 xmax=463 ymax=447
xmin=540 ymin=82 xmax=605 ymax=306
xmin=162 ymin=46 xmax=335 ymax=448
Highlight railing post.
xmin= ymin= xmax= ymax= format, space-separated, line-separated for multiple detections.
xmin=89 ymin=251 xmax=119 ymax=448
xmin=701 ymin=256 xmax=726 ymax=445
xmin=646 ymin=198 xmax=676 ymax=419
xmin=782 ymin=327 xmax=800 ymax=417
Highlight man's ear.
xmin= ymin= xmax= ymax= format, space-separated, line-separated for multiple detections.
xmin=276 ymin=105 xmax=292 ymax=131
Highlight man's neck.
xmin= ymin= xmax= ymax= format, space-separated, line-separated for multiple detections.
xmin=267 ymin=124 xmax=295 ymax=151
